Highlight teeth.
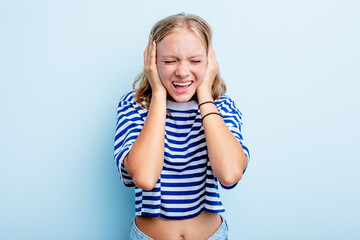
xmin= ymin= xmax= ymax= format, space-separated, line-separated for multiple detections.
xmin=173 ymin=82 xmax=192 ymax=86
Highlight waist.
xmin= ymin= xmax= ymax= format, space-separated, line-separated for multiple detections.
xmin=135 ymin=211 xmax=222 ymax=239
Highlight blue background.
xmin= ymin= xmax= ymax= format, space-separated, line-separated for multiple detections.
xmin=1 ymin=0 xmax=359 ymax=239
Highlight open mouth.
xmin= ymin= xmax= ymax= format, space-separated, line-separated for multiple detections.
xmin=172 ymin=81 xmax=193 ymax=89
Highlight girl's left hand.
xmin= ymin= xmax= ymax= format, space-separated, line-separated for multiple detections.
xmin=197 ymin=45 xmax=219 ymax=96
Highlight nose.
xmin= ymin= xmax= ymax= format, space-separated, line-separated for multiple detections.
xmin=175 ymin=61 xmax=189 ymax=79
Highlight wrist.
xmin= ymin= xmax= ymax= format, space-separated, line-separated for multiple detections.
xmin=151 ymin=89 xmax=167 ymax=100
xmin=197 ymin=87 xmax=213 ymax=103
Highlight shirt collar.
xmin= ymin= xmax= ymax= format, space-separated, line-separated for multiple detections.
xmin=166 ymin=99 xmax=198 ymax=111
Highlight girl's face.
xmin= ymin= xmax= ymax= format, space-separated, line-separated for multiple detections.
xmin=156 ymin=28 xmax=207 ymax=102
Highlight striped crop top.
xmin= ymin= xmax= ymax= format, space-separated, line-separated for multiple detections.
xmin=114 ymin=91 xmax=250 ymax=220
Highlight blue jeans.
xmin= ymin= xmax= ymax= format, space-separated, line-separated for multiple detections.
xmin=129 ymin=215 xmax=228 ymax=240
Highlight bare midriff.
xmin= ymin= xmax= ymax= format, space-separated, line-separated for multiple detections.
xmin=135 ymin=211 xmax=222 ymax=240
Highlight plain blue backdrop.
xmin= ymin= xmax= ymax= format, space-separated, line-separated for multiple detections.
xmin=1 ymin=0 xmax=359 ymax=239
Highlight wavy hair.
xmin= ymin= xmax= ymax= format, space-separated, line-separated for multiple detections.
xmin=133 ymin=13 xmax=226 ymax=109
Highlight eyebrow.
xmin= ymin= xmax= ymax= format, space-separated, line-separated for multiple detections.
xmin=160 ymin=55 xmax=205 ymax=59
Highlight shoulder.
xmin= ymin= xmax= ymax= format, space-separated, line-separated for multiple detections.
xmin=215 ymin=95 xmax=242 ymax=115
xmin=117 ymin=91 xmax=148 ymax=118
xmin=118 ymin=91 xmax=136 ymax=108
xmin=215 ymin=94 xmax=234 ymax=105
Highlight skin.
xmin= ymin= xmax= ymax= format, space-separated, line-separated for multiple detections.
xmin=123 ymin=27 xmax=248 ymax=239
xmin=156 ymin=28 xmax=207 ymax=103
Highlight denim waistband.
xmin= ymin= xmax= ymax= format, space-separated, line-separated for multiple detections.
xmin=129 ymin=215 xmax=228 ymax=240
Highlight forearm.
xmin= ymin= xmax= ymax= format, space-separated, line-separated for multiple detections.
xmin=198 ymin=91 xmax=248 ymax=186
xmin=125 ymin=91 xmax=167 ymax=190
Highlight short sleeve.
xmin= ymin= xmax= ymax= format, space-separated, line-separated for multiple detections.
xmin=216 ymin=95 xmax=250 ymax=179
xmin=217 ymin=96 xmax=250 ymax=159
xmin=114 ymin=93 xmax=145 ymax=187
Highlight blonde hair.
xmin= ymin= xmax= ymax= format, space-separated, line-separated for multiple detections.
xmin=133 ymin=13 xmax=226 ymax=109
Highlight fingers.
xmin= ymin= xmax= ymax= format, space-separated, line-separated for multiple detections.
xmin=150 ymin=40 xmax=157 ymax=70
xmin=144 ymin=36 xmax=152 ymax=70
xmin=207 ymin=45 xmax=218 ymax=72
xmin=144 ymin=35 xmax=157 ymax=73
xmin=198 ymin=44 xmax=219 ymax=94
xmin=143 ymin=35 xmax=165 ymax=94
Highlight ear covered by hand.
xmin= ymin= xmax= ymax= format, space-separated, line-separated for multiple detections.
xmin=143 ymin=35 xmax=166 ymax=95
xmin=197 ymin=45 xmax=219 ymax=96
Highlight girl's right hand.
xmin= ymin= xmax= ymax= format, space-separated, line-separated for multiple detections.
xmin=144 ymin=36 xmax=167 ymax=95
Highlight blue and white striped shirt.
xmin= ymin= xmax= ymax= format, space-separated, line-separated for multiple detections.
xmin=114 ymin=91 xmax=250 ymax=220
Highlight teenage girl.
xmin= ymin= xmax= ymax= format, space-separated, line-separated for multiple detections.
xmin=114 ymin=13 xmax=250 ymax=240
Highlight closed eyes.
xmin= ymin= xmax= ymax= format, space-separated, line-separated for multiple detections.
xmin=163 ymin=61 xmax=176 ymax=64
xmin=163 ymin=60 xmax=202 ymax=64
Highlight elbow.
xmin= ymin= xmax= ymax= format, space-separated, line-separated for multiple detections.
xmin=133 ymin=175 xmax=159 ymax=191
xmin=218 ymin=153 xmax=248 ymax=187
xmin=219 ymin=159 xmax=247 ymax=187
xmin=220 ymin=171 xmax=243 ymax=187
xmin=124 ymin=155 xmax=161 ymax=191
